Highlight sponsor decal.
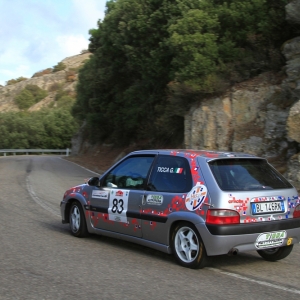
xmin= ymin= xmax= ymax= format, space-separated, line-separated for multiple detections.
xmin=116 ymin=190 xmax=123 ymax=197
xmin=92 ymin=190 xmax=109 ymax=199
xmin=185 ymin=182 xmax=207 ymax=211
xmin=252 ymin=196 xmax=285 ymax=202
xmin=255 ymin=230 xmax=286 ymax=249
xmin=227 ymin=196 xmax=250 ymax=214
xmin=146 ymin=195 xmax=163 ymax=205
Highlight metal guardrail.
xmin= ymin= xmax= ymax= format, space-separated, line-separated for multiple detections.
xmin=0 ymin=148 xmax=71 ymax=156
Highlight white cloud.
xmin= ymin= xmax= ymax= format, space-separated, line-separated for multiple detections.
xmin=56 ymin=34 xmax=89 ymax=57
xmin=72 ymin=0 xmax=106 ymax=29
xmin=0 ymin=0 xmax=107 ymax=86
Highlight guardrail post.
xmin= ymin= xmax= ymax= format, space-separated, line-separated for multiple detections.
xmin=66 ymin=148 xmax=70 ymax=156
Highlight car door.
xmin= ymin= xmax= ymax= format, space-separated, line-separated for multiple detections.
xmin=89 ymin=155 xmax=155 ymax=238
xmin=142 ymin=154 xmax=193 ymax=244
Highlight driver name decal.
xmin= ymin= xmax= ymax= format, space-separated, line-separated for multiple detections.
xmin=157 ymin=167 xmax=184 ymax=173
xmin=108 ymin=189 xmax=129 ymax=223
xmin=185 ymin=183 xmax=207 ymax=211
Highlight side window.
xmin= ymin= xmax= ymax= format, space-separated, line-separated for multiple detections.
xmin=103 ymin=156 xmax=155 ymax=189
xmin=148 ymin=155 xmax=193 ymax=193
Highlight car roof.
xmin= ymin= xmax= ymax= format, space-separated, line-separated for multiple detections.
xmin=129 ymin=149 xmax=260 ymax=161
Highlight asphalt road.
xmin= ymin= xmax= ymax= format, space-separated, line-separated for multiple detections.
xmin=0 ymin=155 xmax=300 ymax=300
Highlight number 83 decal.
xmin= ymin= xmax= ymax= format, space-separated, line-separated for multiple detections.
xmin=108 ymin=189 xmax=129 ymax=223
xmin=111 ymin=198 xmax=124 ymax=214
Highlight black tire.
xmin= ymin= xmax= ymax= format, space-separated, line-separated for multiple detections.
xmin=69 ymin=201 xmax=88 ymax=238
xmin=257 ymin=245 xmax=293 ymax=261
xmin=171 ymin=222 xmax=207 ymax=269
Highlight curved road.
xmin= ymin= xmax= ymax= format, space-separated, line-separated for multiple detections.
xmin=0 ymin=155 xmax=299 ymax=299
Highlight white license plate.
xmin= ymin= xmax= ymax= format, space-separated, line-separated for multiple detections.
xmin=251 ymin=201 xmax=284 ymax=215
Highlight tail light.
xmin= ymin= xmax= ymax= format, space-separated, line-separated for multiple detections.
xmin=206 ymin=209 xmax=240 ymax=225
xmin=293 ymin=204 xmax=300 ymax=218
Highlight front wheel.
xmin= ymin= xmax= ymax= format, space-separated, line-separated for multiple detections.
xmin=69 ymin=201 xmax=88 ymax=238
xmin=171 ymin=222 xmax=207 ymax=269
xmin=257 ymin=245 xmax=293 ymax=261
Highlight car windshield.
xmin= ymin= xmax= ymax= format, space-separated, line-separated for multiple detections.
xmin=209 ymin=158 xmax=293 ymax=191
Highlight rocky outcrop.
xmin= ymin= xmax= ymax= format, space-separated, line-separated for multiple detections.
xmin=0 ymin=52 xmax=91 ymax=112
xmin=185 ymin=0 xmax=300 ymax=189
xmin=286 ymin=0 xmax=300 ymax=24
xmin=184 ymin=73 xmax=298 ymax=167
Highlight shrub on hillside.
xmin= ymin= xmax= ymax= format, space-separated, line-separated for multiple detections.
xmin=14 ymin=85 xmax=48 ymax=110
xmin=66 ymin=70 xmax=77 ymax=82
xmin=48 ymin=82 xmax=62 ymax=92
xmin=53 ymin=62 xmax=66 ymax=72
xmin=6 ymin=77 xmax=27 ymax=86
xmin=32 ymin=68 xmax=53 ymax=78
xmin=14 ymin=90 xmax=35 ymax=109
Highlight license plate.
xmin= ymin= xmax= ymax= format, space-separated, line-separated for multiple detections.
xmin=251 ymin=201 xmax=284 ymax=215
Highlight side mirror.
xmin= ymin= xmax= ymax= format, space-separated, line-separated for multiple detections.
xmin=87 ymin=177 xmax=100 ymax=186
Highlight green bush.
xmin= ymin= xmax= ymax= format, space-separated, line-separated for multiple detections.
xmin=14 ymin=85 xmax=48 ymax=110
xmin=14 ymin=90 xmax=35 ymax=109
xmin=25 ymin=85 xmax=48 ymax=102
xmin=53 ymin=62 xmax=66 ymax=72
xmin=0 ymin=109 xmax=78 ymax=149
xmin=6 ymin=77 xmax=27 ymax=86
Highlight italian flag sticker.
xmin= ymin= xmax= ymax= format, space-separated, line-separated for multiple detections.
xmin=174 ymin=168 xmax=183 ymax=173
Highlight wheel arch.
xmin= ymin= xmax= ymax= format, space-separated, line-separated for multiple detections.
xmin=64 ymin=195 xmax=87 ymax=224
xmin=167 ymin=212 xmax=206 ymax=248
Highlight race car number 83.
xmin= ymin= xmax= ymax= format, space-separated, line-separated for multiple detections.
xmin=111 ymin=199 xmax=124 ymax=214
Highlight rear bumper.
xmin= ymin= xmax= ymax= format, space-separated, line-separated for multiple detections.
xmin=196 ymin=218 xmax=300 ymax=256
xmin=206 ymin=218 xmax=300 ymax=235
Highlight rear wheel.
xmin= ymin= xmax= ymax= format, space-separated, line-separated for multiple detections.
xmin=171 ymin=222 xmax=207 ymax=269
xmin=69 ymin=201 xmax=88 ymax=237
xmin=257 ymin=245 xmax=293 ymax=261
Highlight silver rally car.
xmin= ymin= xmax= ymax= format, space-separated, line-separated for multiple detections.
xmin=60 ymin=149 xmax=300 ymax=268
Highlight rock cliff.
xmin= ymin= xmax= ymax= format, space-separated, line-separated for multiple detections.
xmin=185 ymin=0 xmax=300 ymax=189
xmin=0 ymin=52 xmax=91 ymax=112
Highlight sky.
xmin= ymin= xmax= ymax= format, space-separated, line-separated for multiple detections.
xmin=0 ymin=0 xmax=107 ymax=86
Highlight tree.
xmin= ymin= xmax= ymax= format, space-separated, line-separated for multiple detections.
xmin=0 ymin=109 xmax=78 ymax=149
xmin=74 ymin=0 xmax=293 ymax=146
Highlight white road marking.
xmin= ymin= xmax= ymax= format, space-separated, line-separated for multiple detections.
xmin=207 ymin=267 xmax=300 ymax=295
xmin=26 ymin=176 xmax=60 ymax=217
xmin=59 ymin=157 xmax=100 ymax=175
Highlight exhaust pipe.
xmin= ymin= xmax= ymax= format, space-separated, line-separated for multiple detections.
xmin=228 ymin=248 xmax=239 ymax=256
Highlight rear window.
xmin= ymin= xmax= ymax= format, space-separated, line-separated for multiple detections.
xmin=209 ymin=158 xmax=293 ymax=191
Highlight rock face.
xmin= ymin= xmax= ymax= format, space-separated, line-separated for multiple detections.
xmin=184 ymin=73 xmax=298 ymax=165
xmin=185 ymin=0 xmax=300 ymax=189
xmin=0 ymin=52 xmax=91 ymax=112
xmin=286 ymin=0 xmax=300 ymax=24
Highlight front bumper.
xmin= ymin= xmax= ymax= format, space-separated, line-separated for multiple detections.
xmin=60 ymin=200 xmax=67 ymax=223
